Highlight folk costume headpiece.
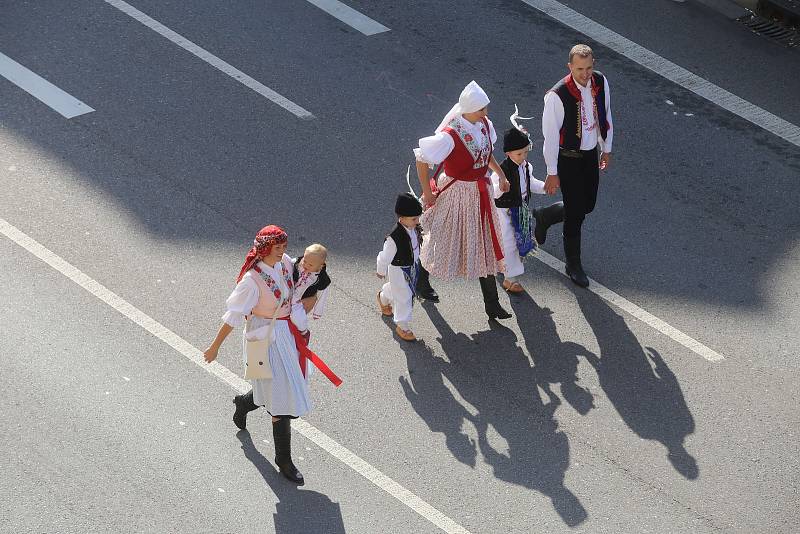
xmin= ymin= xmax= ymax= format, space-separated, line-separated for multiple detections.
xmin=395 ymin=192 xmax=423 ymax=217
xmin=504 ymin=104 xmax=533 ymax=152
xmin=435 ymin=80 xmax=491 ymax=132
xmin=236 ymin=225 xmax=288 ymax=283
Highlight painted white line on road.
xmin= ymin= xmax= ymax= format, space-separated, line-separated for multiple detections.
xmin=534 ymin=250 xmax=725 ymax=362
xmin=0 ymin=217 xmax=469 ymax=534
xmin=104 ymin=0 xmax=314 ymax=119
xmin=519 ymin=0 xmax=800 ymax=148
xmin=305 ymin=0 xmax=390 ymax=36
xmin=0 ymin=52 xmax=94 ymax=119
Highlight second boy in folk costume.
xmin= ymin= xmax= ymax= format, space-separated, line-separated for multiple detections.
xmin=377 ymin=193 xmax=423 ymax=341
xmin=491 ymin=125 xmax=565 ymax=293
xmin=414 ymin=80 xmax=513 ymax=320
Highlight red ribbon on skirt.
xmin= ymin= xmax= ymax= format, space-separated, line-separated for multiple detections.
xmin=433 ymin=172 xmax=504 ymax=262
xmin=279 ymin=317 xmax=342 ymax=387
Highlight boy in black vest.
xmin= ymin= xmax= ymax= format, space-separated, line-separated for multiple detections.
xmin=376 ymin=193 xmax=423 ymax=342
xmin=492 ymin=126 xmax=564 ymax=293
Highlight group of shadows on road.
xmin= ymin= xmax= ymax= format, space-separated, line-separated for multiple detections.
xmin=234 ymin=277 xmax=697 ymax=532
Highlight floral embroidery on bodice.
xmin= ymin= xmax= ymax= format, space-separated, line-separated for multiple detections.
xmin=447 ymin=117 xmax=492 ymax=169
xmin=255 ymin=262 xmax=294 ymax=301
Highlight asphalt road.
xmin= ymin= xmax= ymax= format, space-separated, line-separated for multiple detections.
xmin=2 ymin=1 xmax=799 ymax=533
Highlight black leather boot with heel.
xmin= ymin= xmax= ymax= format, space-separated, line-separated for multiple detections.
xmin=273 ymin=417 xmax=304 ymax=484
xmin=479 ymin=275 xmax=512 ymax=320
xmin=533 ymin=202 xmax=565 ymax=245
xmin=232 ymin=390 xmax=259 ymax=430
xmin=563 ymin=233 xmax=589 ymax=288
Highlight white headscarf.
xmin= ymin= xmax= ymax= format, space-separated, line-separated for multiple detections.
xmin=435 ymin=80 xmax=490 ymax=132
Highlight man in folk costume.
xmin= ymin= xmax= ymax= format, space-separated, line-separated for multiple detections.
xmin=542 ymin=44 xmax=614 ymax=288
xmin=491 ymin=121 xmax=565 ymax=293
xmin=414 ymin=80 xmax=514 ymax=320
xmin=376 ymin=193 xmax=424 ymax=341
xmin=203 ymin=226 xmax=341 ymax=484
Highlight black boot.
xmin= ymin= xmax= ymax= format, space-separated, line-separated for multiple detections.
xmin=479 ymin=275 xmax=512 ymax=319
xmin=563 ymin=233 xmax=589 ymax=288
xmin=415 ymin=261 xmax=439 ymax=302
xmin=273 ymin=417 xmax=304 ymax=484
xmin=232 ymin=390 xmax=259 ymax=430
xmin=533 ymin=202 xmax=565 ymax=245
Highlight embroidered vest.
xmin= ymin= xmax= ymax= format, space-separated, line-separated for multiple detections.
xmin=249 ymin=258 xmax=294 ymax=318
xmin=494 ymin=158 xmax=531 ymax=209
xmin=441 ymin=117 xmax=493 ymax=181
xmin=388 ymin=223 xmax=422 ymax=267
xmin=548 ymin=71 xmax=609 ymax=151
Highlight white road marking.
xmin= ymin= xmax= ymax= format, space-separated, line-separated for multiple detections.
xmin=0 ymin=52 xmax=94 ymax=119
xmin=0 ymin=217 xmax=470 ymax=534
xmin=519 ymin=0 xmax=800 ymax=148
xmin=304 ymin=0 xmax=390 ymax=36
xmin=104 ymin=0 xmax=314 ymax=120
xmin=534 ymin=250 xmax=725 ymax=362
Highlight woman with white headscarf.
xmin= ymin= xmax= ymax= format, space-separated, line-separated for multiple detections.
xmin=414 ymin=80 xmax=513 ymax=320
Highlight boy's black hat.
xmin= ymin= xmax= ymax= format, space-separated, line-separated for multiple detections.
xmin=395 ymin=193 xmax=423 ymax=217
xmin=503 ymin=127 xmax=531 ymax=152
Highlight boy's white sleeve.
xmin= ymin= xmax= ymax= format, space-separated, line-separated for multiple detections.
xmin=291 ymin=302 xmax=309 ymax=332
xmin=376 ymin=237 xmax=397 ymax=276
xmin=528 ymin=163 xmax=546 ymax=195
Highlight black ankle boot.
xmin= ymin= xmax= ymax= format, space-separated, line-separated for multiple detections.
xmin=272 ymin=418 xmax=304 ymax=484
xmin=415 ymin=261 xmax=439 ymax=302
xmin=232 ymin=390 xmax=259 ymax=430
xmin=533 ymin=202 xmax=565 ymax=245
xmin=563 ymin=234 xmax=589 ymax=288
xmin=479 ymin=275 xmax=512 ymax=319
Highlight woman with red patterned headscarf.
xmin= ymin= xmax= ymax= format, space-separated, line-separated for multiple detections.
xmin=203 ymin=225 xmax=311 ymax=484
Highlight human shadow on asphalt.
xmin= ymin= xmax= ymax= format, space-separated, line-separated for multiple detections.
xmin=398 ymin=300 xmax=588 ymax=527
xmin=237 ymin=430 xmax=346 ymax=534
xmin=571 ymin=285 xmax=699 ymax=480
xmin=507 ymin=289 xmax=596 ymax=416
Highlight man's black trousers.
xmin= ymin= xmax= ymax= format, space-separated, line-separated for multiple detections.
xmin=558 ymin=147 xmax=599 ymax=238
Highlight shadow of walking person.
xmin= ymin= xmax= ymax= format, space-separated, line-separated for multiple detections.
xmin=573 ymin=289 xmax=699 ymax=480
xmin=405 ymin=301 xmax=588 ymax=526
xmin=236 ymin=430 xmax=346 ymax=534
xmin=398 ymin=339 xmax=479 ymax=468
xmin=508 ymin=290 xmax=596 ymax=416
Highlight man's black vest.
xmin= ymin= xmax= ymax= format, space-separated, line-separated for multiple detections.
xmin=388 ymin=223 xmax=423 ymax=267
xmin=495 ymin=158 xmax=531 ymax=209
xmin=549 ymin=71 xmax=609 ymax=151
xmin=292 ymin=256 xmax=331 ymax=300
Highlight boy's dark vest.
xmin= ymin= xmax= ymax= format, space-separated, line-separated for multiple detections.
xmin=388 ymin=223 xmax=423 ymax=267
xmin=548 ymin=71 xmax=609 ymax=150
xmin=495 ymin=158 xmax=531 ymax=209
xmin=292 ymin=256 xmax=331 ymax=300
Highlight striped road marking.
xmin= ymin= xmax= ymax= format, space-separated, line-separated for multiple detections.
xmin=535 ymin=250 xmax=725 ymax=362
xmin=0 ymin=217 xmax=469 ymax=534
xmin=305 ymin=0 xmax=390 ymax=36
xmin=519 ymin=0 xmax=800 ymax=148
xmin=104 ymin=0 xmax=314 ymax=119
xmin=0 ymin=52 xmax=94 ymax=119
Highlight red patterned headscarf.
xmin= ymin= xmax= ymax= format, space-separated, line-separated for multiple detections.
xmin=236 ymin=225 xmax=288 ymax=283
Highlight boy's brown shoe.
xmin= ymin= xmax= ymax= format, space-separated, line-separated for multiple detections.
xmin=377 ymin=291 xmax=393 ymax=316
xmin=395 ymin=326 xmax=417 ymax=342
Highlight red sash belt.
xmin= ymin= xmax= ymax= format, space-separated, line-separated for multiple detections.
xmin=279 ymin=317 xmax=342 ymax=387
xmin=431 ymin=170 xmax=504 ymax=262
